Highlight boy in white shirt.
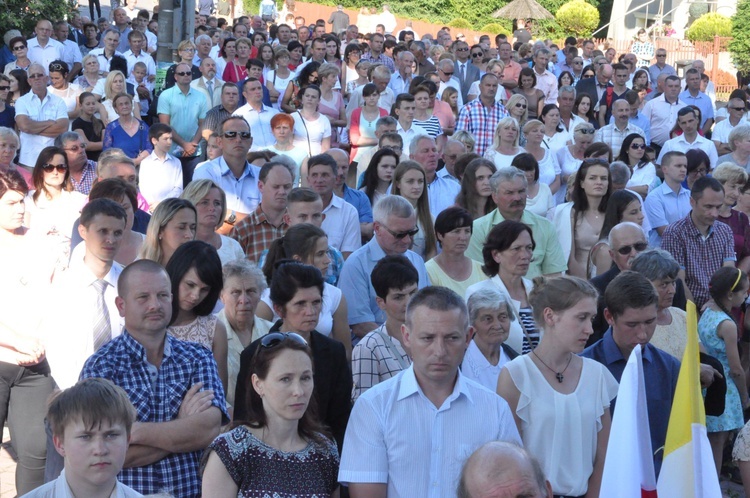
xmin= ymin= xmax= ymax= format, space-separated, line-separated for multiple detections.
xmin=138 ymin=123 xmax=183 ymax=208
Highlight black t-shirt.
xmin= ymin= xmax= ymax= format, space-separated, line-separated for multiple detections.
xmin=71 ymin=117 xmax=102 ymax=162
xmin=513 ymin=28 xmax=532 ymax=44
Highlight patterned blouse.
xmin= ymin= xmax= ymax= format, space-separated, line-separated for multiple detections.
xmin=168 ymin=314 xmax=217 ymax=351
xmin=205 ymin=425 xmax=340 ymax=497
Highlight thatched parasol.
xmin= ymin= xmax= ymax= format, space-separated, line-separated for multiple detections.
xmin=492 ymin=0 xmax=554 ymax=20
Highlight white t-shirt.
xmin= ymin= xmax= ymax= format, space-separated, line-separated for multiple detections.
xmin=292 ymin=111 xmax=332 ymax=156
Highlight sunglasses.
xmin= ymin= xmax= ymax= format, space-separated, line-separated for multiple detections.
xmin=381 ymin=224 xmax=419 ymax=239
xmin=42 ymin=163 xmax=68 ymax=173
xmin=616 ymin=242 xmax=648 ymax=255
xmin=471 ymin=52 xmax=483 ymax=58
xmin=0 ymin=86 xmax=9 ymax=91
xmin=515 ymin=103 xmax=527 ymax=109
xmin=28 ymin=73 xmax=46 ymax=80
xmin=49 ymin=63 xmax=66 ymax=72
xmin=578 ymin=128 xmax=596 ymax=135
xmin=730 ymin=106 xmax=747 ymax=111
xmin=630 ymin=143 xmax=646 ymax=150
xmin=442 ymin=70 xmax=454 ymax=76
xmin=223 ymin=131 xmax=252 ymax=139
xmin=260 ymin=331 xmax=308 ymax=348
xmin=64 ymin=144 xmax=87 ymax=152
xmin=12 ymin=45 xmax=25 ymax=51
xmin=175 ymin=71 xmax=192 ymax=76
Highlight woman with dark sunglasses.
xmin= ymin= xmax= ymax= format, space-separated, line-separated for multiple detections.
xmin=202 ymin=329 xmax=340 ymax=497
xmin=3 ymin=37 xmax=30 ymax=76
xmin=615 ymin=133 xmax=656 ymax=197
xmin=234 ymin=262 xmax=352 ymax=451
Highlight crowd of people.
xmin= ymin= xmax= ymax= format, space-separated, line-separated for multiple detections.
xmin=2 ymin=3 xmax=750 ymax=498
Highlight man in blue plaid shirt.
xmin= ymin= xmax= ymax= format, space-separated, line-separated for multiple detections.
xmin=80 ymin=260 xmax=228 ymax=498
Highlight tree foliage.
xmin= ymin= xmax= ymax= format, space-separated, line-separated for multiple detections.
xmin=729 ymin=0 xmax=750 ymax=74
xmin=685 ymin=12 xmax=731 ymax=42
xmin=555 ymin=0 xmax=599 ymax=37
xmin=0 ymin=0 xmax=74 ymax=37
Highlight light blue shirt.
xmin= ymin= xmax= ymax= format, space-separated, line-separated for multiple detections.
xmin=427 ymin=174 xmax=461 ymax=217
xmin=678 ymin=90 xmax=714 ymax=128
xmin=643 ymin=180 xmax=691 ymax=247
xmin=338 ymin=237 xmax=430 ymax=326
xmin=388 ymin=72 xmax=412 ymax=96
xmin=156 ymin=85 xmax=209 ymax=157
xmin=339 ymin=365 xmax=521 ymax=498
xmin=193 ymin=156 xmax=261 ymax=214
xmin=436 ymin=167 xmax=459 ymax=183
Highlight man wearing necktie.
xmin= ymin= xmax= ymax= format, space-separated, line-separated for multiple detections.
xmin=191 ymin=57 xmax=225 ymax=109
xmin=453 ymin=40 xmax=480 ymax=104
xmin=575 ymin=59 xmax=613 ymax=117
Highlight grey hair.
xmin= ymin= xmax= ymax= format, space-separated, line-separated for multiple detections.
xmin=372 ymin=64 xmax=392 ymax=80
xmin=533 ymin=47 xmax=550 ymax=59
xmin=609 ymin=161 xmax=631 ymax=186
xmin=490 ymin=166 xmax=527 ymax=193
xmin=607 ymin=221 xmax=644 ymax=247
xmin=467 ymin=288 xmax=516 ymax=325
xmin=397 ymin=50 xmax=414 ymax=62
xmin=630 ymin=249 xmax=680 ymax=282
xmin=376 ymin=116 xmax=398 ymax=129
xmin=195 ymin=34 xmax=212 ymax=44
xmin=54 ymin=131 xmax=84 ymax=148
xmin=438 ymin=58 xmax=454 ymax=71
xmin=728 ymin=124 xmax=750 ymax=152
xmin=559 ymin=85 xmax=576 ymax=98
xmin=457 ymin=442 xmax=549 ymax=498
xmin=222 ymin=258 xmax=267 ymax=293
xmin=409 ymin=134 xmax=434 ymax=158
xmin=0 ymin=127 xmax=19 ymax=149
xmin=373 ymin=195 xmax=415 ymax=224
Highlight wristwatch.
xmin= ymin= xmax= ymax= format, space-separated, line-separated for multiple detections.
xmin=226 ymin=210 xmax=236 ymax=225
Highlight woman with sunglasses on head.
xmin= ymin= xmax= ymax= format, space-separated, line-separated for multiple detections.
xmin=202 ymin=329 xmax=340 ymax=498
xmin=588 ymin=189 xmax=645 ymax=275
xmin=48 ymin=60 xmax=82 ymax=120
xmin=615 ymin=133 xmax=656 ymax=198
xmin=166 ymin=240 xmax=229 ymax=393
xmin=554 ymin=122 xmax=595 ymax=204
xmin=3 ymin=37 xmax=30 ymax=76
xmin=138 ymin=198 xmax=197 ymax=267
xmin=233 ymin=261 xmax=352 ymax=451
xmin=553 ymin=158 xmax=612 ymax=279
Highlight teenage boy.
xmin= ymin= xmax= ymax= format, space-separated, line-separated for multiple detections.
xmin=23 ymin=378 xmax=142 ymax=497
xmin=138 ymin=123 xmax=183 ymax=207
xmin=643 ymin=151 xmax=691 ymax=247
xmin=351 ymin=255 xmax=418 ymax=400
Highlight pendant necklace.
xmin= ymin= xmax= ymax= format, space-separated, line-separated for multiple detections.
xmin=532 ymin=350 xmax=572 ymax=383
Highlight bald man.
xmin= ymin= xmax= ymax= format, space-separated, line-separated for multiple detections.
xmin=27 ymin=20 xmax=64 ymax=71
xmin=457 ymin=442 xmax=553 ymax=498
xmin=330 ymin=148 xmax=374 ymax=240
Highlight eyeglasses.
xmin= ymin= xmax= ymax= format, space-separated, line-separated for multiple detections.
xmin=730 ymin=106 xmax=747 ymax=111
xmin=515 ymin=103 xmax=527 ymax=109
xmin=471 ymin=52 xmax=483 ymax=58
xmin=456 ymin=47 xmax=469 ymax=52
xmin=28 ymin=73 xmax=46 ymax=80
xmin=381 ymin=224 xmax=419 ymax=239
xmin=260 ymin=331 xmax=308 ymax=348
xmin=64 ymin=144 xmax=87 ymax=152
xmin=49 ymin=62 xmax=65 ymax=72
xmin=690 ymin=167 xmax=708 ymax=176
xmin=573 ymin=61 xmax=583 ymax=64
xmin=181 ymin=47 xmax=196 ymax=52
xmin=578 ymin=128 xmax=596 ymax=135
xmin=630 ymin=143 xmax=646 ymax=150
xmin=382 ymin=145 xmax=402 ymax=152
xmin=442 ymin=70 xmax=454 ymax=75
xmin=223 ymin=130 xmax=252 ymax=139
xmin=42 ymin=163 xmax=68 ymax=173
xmin=12 ymin=45 xmax=25 ymax=51
xmin=0 ymin=86 xmax=9 ymax=91
xmin=616 ymin=242 xmax=648 ymax=255
xmin=175 ymin=71 xmax=192 ymax=76
xmin=656 ymin=54 xmax=667 ymax=57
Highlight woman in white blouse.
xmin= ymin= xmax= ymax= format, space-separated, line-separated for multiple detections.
xmin=497 ymin=275 xmax=618 ymax=498
xmin=539 ymin=104 xmax=570 ymax=151
xmin=522 ymin=119 xmax=561 ymax=197
xmin=265 ymin=48 xmax=293 ymax=110
xmin=554 ymin=122 xmax=595 ymax=204
xmin=615 ymin=132 xmax=656 ymax=198
xmin=484 ymin=117 xmax=525 ymax=169
xmin=292 ymin=84 xmax=331 ymax=159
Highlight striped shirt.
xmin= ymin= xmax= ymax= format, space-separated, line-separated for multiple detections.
xmin=351 ymin=324 xmax=411 ymax=401
xmin=413 ymin=115 xmax=444 ymax=139
xmin=518 ymin=307 xmax=541 ymax=354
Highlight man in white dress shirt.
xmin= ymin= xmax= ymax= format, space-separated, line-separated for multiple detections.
xmin=27 ymin=20 xmax=64 ymax=73
xmin=123 ymin=30 xmax=155 ymax=80
xmin=233 ymin=77 xmax=278 ymax=150
xmin=657 ymin=106 xmax=719 ymax=169
xmin=52 ymin=21 xmax=82 ymax=81
xmin=339 ymin=286 xmax=522 ymax=498
xmin=411 ymin=135 xmax=460 ymax=217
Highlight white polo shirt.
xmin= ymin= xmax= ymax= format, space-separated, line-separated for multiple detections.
xmin=15 ymin=91 xmax=68 ymax=166
xmin=321 ymin=194 xmax=362 ymax=253
xmin=26 ymin=37 xmax=64 ymax=73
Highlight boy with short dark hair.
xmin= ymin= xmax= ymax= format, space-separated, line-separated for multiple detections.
xmin=22 ymin=378 xmax=142 ymax=497
xmin=138 ymin=123 xmax=183 ymax=206
xmin=351 ymin=255 xmax=419 ymax=400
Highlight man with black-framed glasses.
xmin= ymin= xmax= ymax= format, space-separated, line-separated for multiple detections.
xmin=339 ymin=195 xmax=430 ymax=340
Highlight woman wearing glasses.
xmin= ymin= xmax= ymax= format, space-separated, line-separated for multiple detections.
xmin=202 ymin=329 xmax=340 ymax=497
xmin=0 ymin=76 xmax=14 ymax=129
xmin=164 ymin=40 xmax=202 ymax=89
xmin=615 ymin=133 xmax=656 ymax=197
xmin=223 ymin=37 xmax=251 ymax=84
xmin=553 ymin=158 xmax=612 ymax=279
xmin=506 ymin=94 xmax=529 ymax=138
xmin=233 ymin=262 xmax=352 ymax=450
xmin=24 ymin=146 xmax=87 ymax=271
xmin=3 ymin=37 xmax=30 ymax=76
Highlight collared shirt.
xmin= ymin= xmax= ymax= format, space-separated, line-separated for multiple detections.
xmin=229 ymin=203 xmax=288 ymax=262
xmin=609 ymin=112 xmax=652 ymax=145
xmin=26 ymin=37 xmax=64 ymax=72
xmin=455 ymin=99 xmax=509 ymax=156
xmin=203 ymin=104 xmax=234 ymax=136
xmin=581 ymin=329 xmax=680 ymax=475
xmin=58 ymin=38 xmax=83 ymax=71
xmin=560 ymin=113 xmax=586 ymax=142
xmin=594 ymin=122 xmax=646 ymax=157
xmin=396 ymin=121 xmax=429 ymax=160
xmin=112 ymin=26 xmax=133 ymax=53
xmin=233 ymin=102 xmax=279 ymax=150
xmin=139 ymin=151 xmax=184 ymax=205
xmin=642 ymin=95 xmax=686 ymax=146
xmin=80 ymin=331 xmax=229 ymax=497
xmin=679 ymin=90 xmax=715 ymax=128
xmin=360 ymin=52 xmax=395 ymax=72
xmin=436 ymin=77 xmax=463 ymax=108
xmin=648 ymin=63 xmax=676 ymax=85
xmin=190 ymin=76 xmax=224 ymax=109
xmin=388 ymin=72 xmax=412 ymax=95
xmin=428 ymin=174 xmax=461 ymax=217
xmin=346 ymin=85 xmax=395 ymax=119
xmin=533 ymin=68 xmax=558 ymax=104
xmin=14 ymin=91 xmax=68 ymax=166
xmin=321 ymin=194 xmax=362 ymax=253
xmin=193 ymin=156 xmax=261 ymax=214
xmin=467 ymin=209 xmax=567 ymax=278
xmin=22 ymin=469 xmax=143 ymax=498
xmin=554 ymin=60 xmax=574 ymax=77
xmin=657 ymin=133 xmax=719 ymax=169
xmin=87 ymin=47 xmax=124 ymax=73
xmin=339 ymin=365 xmax=521 ymax=497
xmin=662 ymin=213 xmax=736 ymax=308
xmin=461 ymin=339 xmax=512 ymax=392
xmin=437 ymin=167 xmax=459 ymax=183
xmin=713 ymin=116 xmax=749 ymax=145
xmin=123 ymin=49 xmax=156 ymax=77
xmin=351 ymin=324 xmax=411 ymax=401
xmin=70 ymin=160 xmax=98 ymax=195
xmin=502 ymin=58 xmax=522 ymax=85
xmin=156 ymin=85 xmax=209 ymax=156
xmin=342 ymin=184 xmax=374 ymax=223
xmin=643 ymin=181 xmax=692 ymax=247
xmin=339 ymin=238 xmax=430 ymax=325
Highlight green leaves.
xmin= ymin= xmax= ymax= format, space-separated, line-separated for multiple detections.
xmin=0 ymin=0 xmax=74 ymax=37
xmin=729 ymin=0 xmax=750 ymax=74
xmin=555 ymin=0 xmax=599 ymax=37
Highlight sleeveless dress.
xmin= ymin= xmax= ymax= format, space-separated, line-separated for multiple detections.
xmin=167 ymin=314 xmax=217 ymax=351
xmin=698 ymin=307 xmax=744 ymax=432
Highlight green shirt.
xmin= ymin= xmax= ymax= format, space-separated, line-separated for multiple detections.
xmin=157 ymin=85 xmax=209 ymax=157
xmin=466 ymin=209 xmax=567 ymax=279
